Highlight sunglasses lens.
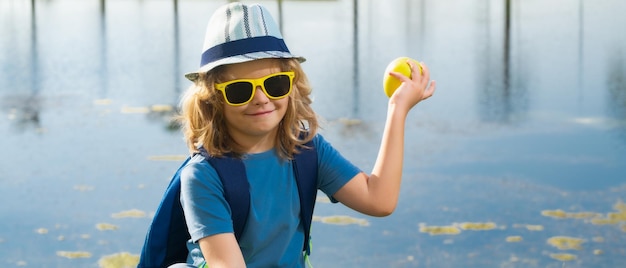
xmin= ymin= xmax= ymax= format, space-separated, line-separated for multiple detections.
xmin=224 ymin=82 xmax=253 ymax=104
xmin=264 ymin=74 xmax=292 ymax=98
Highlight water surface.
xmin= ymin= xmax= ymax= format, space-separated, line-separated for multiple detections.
xmin=1 ymin=0 xmax=625 ymax=267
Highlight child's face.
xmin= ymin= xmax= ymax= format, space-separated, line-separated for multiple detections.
xmin=221 ymin=59 xmax=290 ymax=146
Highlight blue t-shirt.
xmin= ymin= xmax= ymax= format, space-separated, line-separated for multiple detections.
xmin=179 ymin=134 xmax=361 ymax=267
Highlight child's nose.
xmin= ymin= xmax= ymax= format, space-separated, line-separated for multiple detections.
xmin=251 ymin=86 xmax=269 ymax=104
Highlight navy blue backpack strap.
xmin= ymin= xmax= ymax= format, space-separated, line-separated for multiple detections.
xmin=138 ymin=157 xmax=192 ymax=268
xmin=293 ymin=140 xmax=318 ymax=255
xmin=137 ymin=150 xmax=252 ymax=268
xmin=199 ymin=148 xmax=251 ymax=241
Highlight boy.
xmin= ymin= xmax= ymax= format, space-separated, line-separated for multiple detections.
xmin=174 ymin=2 xmax=435 ymax=267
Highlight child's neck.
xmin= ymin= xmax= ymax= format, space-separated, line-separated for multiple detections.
xmin=231 ymin=132 xmax=277 ymax=154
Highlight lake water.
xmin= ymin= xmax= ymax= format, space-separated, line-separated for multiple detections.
xmin=1 ymin=0 xmax=625 ymax=267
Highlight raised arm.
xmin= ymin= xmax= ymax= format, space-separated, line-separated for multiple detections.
xmin=333 ymin=61 xmax=436 ymax=216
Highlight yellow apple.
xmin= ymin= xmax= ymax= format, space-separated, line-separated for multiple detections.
xmin=382 ymin=57 xmax=422 ymax=97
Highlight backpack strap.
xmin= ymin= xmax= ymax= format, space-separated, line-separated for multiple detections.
xmin=138 ymin=157 xmax=192 ymax=268
xmin=199 ymin=149 xmax=251 ymax=241
xmin=293 ymin=140 xmax=318 ymax=255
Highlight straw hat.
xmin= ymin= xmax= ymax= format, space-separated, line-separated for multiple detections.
xmin=185 ymin=2 xmax=305 ymax=81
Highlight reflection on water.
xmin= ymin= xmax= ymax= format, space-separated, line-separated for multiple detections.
xmin=476 ymin=0 xmax=529 ymax=124
xmin=97 ymin=0 xmax=108 ymax=100
xmin=1 ymin=0 xmax=626 ymax=267
xmin=2 ymin=0 xmax=42 ymax=132
xmin=607 ymin=50 xmax=626 ymax=141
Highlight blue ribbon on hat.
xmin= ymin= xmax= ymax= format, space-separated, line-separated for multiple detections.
xmin=200 ymin=36 xmax=291 ymax=67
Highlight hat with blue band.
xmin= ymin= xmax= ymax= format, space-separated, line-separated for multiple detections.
xmin=185 ymin=3 xmax=305 ymax=82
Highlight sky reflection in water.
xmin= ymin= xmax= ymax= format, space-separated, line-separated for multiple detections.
xmin=1 ymin=0 xmax=625 ymax=267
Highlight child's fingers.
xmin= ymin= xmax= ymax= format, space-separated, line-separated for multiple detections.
xmin=424 ymin=80 xmax=436 ymax=99
xmin=389 ymin=61 xmax=435 ymax=101
xmin=388 ymin=71 xmax=412 ymax=83
xmin=417 ymin=62 xmax=431 ymax=84
xmin=406 ymin=60 xmax=421 ymax=82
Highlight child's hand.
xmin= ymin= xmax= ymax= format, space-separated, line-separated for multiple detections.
xmin=388 ymin=60 xmax=436 ymax=112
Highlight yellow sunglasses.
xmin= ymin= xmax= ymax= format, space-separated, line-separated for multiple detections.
xmin=215 ymin=71 xmax=295 ymax=106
